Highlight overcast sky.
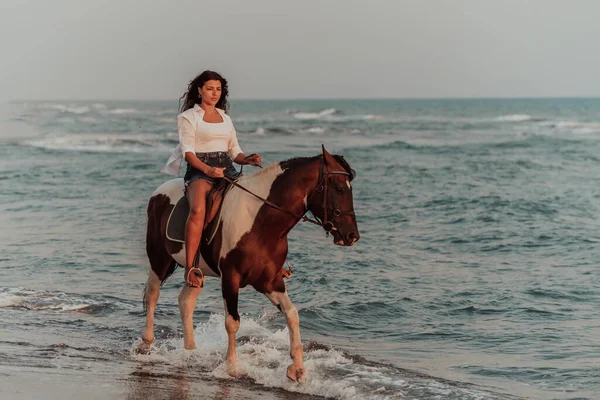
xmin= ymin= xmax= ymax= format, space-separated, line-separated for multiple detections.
xmin=2 ymin=0 xmax=600 ymax=101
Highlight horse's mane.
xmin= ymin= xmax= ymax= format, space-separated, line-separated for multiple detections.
xmin=240 ymin=154 xmax=355 ymax=184
xmin=279 ymin=155 xmax=321 ymax=171
xmin=237 ymin=161 xmax=286 ymax=183
xmin=281 ymin=154 xmax=355 ymax=180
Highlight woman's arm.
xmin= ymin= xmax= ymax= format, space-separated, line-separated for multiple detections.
xmin=227 ymin=116 xmax=261 ymax=166
xmin=184 ymin=152 xmax=209 ymax=173
xmin=233 ymin=152 xmax=261 ymax=166
xmin=233 ymin=152 xmax=247 ymax=165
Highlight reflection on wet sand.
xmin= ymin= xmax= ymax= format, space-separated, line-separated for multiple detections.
xmin=124 ymin=364 xmax=311 ymax=400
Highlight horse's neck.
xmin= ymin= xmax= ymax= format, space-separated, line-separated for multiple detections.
xmin=241 ymin=160 xmax=319 ymax=235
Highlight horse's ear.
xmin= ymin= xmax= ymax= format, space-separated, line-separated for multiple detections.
xmin=322 ymin=144 xmax=335 ymax=166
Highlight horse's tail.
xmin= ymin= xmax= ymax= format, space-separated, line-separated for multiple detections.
xmin=160 ymin=261 xmax=179 ymax=285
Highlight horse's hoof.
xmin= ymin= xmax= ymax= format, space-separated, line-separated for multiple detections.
xmin=227 ymin=361 xmax=242 ymax=378
xmin=133 ymin=337 xmax=154 ymax=355
xmin=227 ymin=367 xmax=243 ymax=378
xmin=287 ymin=364 xmax=305 ymax=383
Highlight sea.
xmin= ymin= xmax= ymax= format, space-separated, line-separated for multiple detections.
xmin=1 ymin=98 xmax=599 ymax=400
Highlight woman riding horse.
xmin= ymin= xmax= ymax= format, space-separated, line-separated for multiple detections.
xmin=146 ymin=71 xmax=360 ymax=382
xmin=161 ymin=70 xmax=262 ymax=289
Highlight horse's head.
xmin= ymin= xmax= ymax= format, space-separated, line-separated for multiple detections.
xmin=307 ymin=146 xmax=360 ymax=246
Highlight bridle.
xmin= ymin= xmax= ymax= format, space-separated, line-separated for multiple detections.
xmin=310 ymin=157 xmax=356 ymax=234
xmin=223 ymin=156 xmax=354 ymax=236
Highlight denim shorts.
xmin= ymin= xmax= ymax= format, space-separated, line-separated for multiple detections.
xmin=183 ymin=151 xmax=241 ymax=187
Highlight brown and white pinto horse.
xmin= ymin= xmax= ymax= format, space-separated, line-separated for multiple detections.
xmin=140 ymin=147 xmax=359 ymax=382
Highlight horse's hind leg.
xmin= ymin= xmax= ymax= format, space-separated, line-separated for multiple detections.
xmin=142 ymin=268 xmax=161 ymax=345
xmin=265 ymin=283 xmax=305 ymax=382
xmin=140 ymin=234 xmax=177 ymax=350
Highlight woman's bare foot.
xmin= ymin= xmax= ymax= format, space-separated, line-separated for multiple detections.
xmin=185 ymin=267 xmax=203 ymax=287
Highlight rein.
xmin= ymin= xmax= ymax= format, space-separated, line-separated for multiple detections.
xmin=222 ymin=175 xmax=321 ymax=227
xmin=222 ymin=157 xmax=352 ymax=234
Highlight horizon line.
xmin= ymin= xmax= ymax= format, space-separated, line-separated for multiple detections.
xmin=6 ymin=95 xmax=600 ymax=103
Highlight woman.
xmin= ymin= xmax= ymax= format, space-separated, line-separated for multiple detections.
xmin=161 ymin=70 xmax=262 ymax=288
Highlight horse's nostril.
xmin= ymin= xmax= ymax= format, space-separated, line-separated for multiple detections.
xmin=347 ymin=232 xmax=359 ymax=242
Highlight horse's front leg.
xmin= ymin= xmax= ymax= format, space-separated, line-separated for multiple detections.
xmin=266 ymin=289 xmax=305 ymax=382
xmin=222 ymin=273 xmax=241 ymax=376
xmin=178 ymin=278 xmax=205 ymax=350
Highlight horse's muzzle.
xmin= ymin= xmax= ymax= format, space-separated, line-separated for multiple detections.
xmin=333 ymin=230 xmax=359 ymax=246
xmin=344 ymin=231 xmax=359 ymax=246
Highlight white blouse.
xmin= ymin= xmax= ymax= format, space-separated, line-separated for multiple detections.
xmin=161 ymin=104 xmax=243 ymax=175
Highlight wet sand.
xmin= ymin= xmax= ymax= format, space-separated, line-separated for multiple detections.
xmin=0 ymin=360 xmax=320 ymax=400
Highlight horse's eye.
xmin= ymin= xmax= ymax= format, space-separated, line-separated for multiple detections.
xmin=335 ymin=187 xmax=344 ymax=194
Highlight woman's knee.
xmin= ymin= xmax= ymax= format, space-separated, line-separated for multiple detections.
xmin=187 ymin=180 xmax=211 ymax=222
xmin=188 ymin=206 xmax=205 ymax=221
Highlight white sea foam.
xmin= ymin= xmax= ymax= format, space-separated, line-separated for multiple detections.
xmin=23 ymin=133 xmax=171 ymax=154
xmin=292 ymin=109 xmax=385 ymax=123
xmin=553 ymin=121 xmax=600 ymax=130
xmin=39 ymin=103 xmax=68 ymax=111
xmin=496 ymin=114 xmax=533 ymax=122
xmin=155 ymin=117 xmax=176 ymax=124
xmin=66 ymin=106 xmax=90 ymax=114
xmin=533 ymin=120 xmax=600 ymax=136
xmin=293 ymin=108 xmax=338 ymax=120
xmin=108 ymin=108 xmax=138 ymax=114
xmin=304 ymin=127 xmax=326 ymax=134
xmin=131 ymin=313 xmax=498 ymax=399
xmin=0 ymin=288 xmax=93 ymax=311
xmin=39 ymin=104 xmax=90 ymax=114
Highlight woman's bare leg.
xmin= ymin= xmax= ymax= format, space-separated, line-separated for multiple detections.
xmin=180 ymin=179 xmax=212 ymax=349
xmin=184 ymin=179 xmax=213 ymax=278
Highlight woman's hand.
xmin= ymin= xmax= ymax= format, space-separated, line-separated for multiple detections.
xmin=244 ymin=153 xmax=262 ymax=167
xmin=205 ymin=166 xmax=225 ymax=178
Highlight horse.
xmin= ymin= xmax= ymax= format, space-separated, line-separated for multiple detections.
xmin=140 ymin=146 xmax=359 ymax=382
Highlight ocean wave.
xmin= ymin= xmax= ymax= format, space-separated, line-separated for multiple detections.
xmin=303 ymin=127 xmax=326 ymax=134
xmin=66 ymin=106 xmax=90 ymax=114
xmin=240 ymin=127 xmax=296 ymax=136
xmin=363 ymin=140 xmax=419 ymax=151
xmin=544 ymin=120 xmax=600 ymax=133
xmin=0 ymin=287 xmax=108 ymax=312
xmin=107 ymin=108 xmax=138 ymax=115
xmin=293 ymin=108 xmax=338 ymax=120
xmin=131 ymin=313 xmax=498 ymax=400
xmin=22 ymin=133 xmax=171 ymax=154
xmin=496 ymin=114 xmax=534 ymax=122
xmin=39 ymin=104 xmax=91 ymax=114
xmin=154 ymin=117 xmax=176 ymax=124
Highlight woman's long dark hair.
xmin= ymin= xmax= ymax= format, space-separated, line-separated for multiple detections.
xmin=179 ymin=70 xmax=229 ymax=113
